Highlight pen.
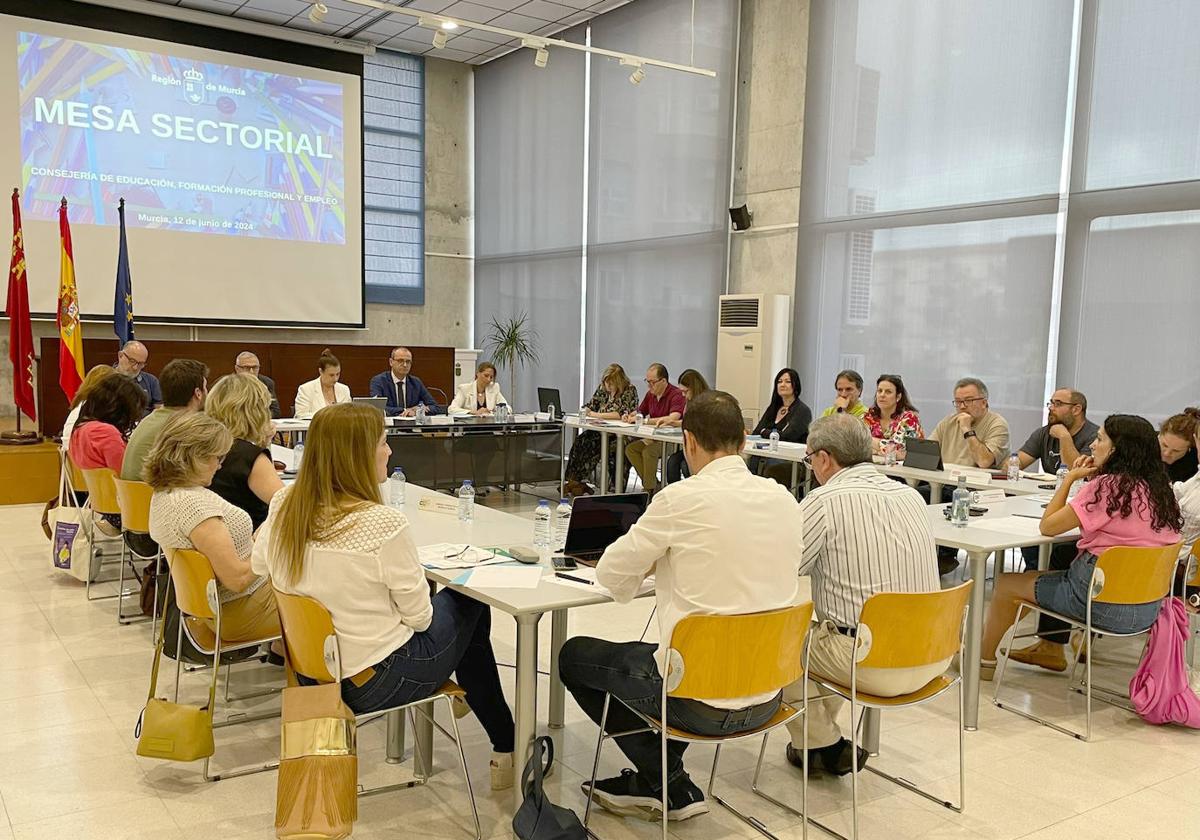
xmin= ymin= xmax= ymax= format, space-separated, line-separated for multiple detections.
xmin=1013 ymin=513 xmax=1042 ymax=519
xmin=555 ymin=572 xmax=593 ymax=586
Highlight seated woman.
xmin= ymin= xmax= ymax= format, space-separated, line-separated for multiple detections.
xmin=146 ymin=412 xmax=281 ymax=646
xmin=448 ymin=361 xmax=507 ymax=416
xmin=1172 ymin=421 xmax=1200 ymax=605
xmin=664 ymin=369 xmax=709 ymax=483
xmin=863 ymin=373 xmax=923 ymax=454
xmin=563 ymin=363 xmax=639 ymax=497
xmin=61 ymin=365 xmax=121 ymax=454
xmin=294 ymin=348 xmax=351 ymax=418
xmin=1160 ymin=408 xmax=1199 ymax=482
xmin=205 ymin=374 xmax=284 ymax=530
xmin=980 ymin=415 xmax=1182 ymax=677
xmin=750 ymin=368 xmax=813 ymax=486
xmin=69 ymin=375 xmax=146 ymax=533
xmin=251 ymin=403 xmax=516 ymax=789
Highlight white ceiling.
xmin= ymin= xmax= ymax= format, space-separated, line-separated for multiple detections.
xmin=139 ymin=0 xmax=632 ymax=64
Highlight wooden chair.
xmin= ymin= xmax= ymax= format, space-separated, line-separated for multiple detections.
xmin=993 ymin=544 xmax=1181 ymax=741
xmin=112 ymin=477 xmax=158 ymax=626
xmin=79 ymin=467 xmax=133 ymax=606
xmin=756 ymin=583 xmax=973 ymax=840
xmin=272 ymin=589 xmax=482 ymax=840
xmin=584 ymin=602 xmax=815 ymax=840
xmin=166 ymin=548 xmax=283 ymax=781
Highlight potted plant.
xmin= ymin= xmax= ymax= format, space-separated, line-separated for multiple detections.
xmin=483 ymin=312 xmax=540 ymax=410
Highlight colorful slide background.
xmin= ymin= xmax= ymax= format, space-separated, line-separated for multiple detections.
xmin=17 ymin=31 xmax=347 ymax=244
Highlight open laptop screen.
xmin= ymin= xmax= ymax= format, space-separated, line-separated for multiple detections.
xmin=564 ymin=493 xmax=649 ymax=558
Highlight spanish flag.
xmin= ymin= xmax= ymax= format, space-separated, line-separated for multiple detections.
xmin=57 ymin=198 xmax=84 ymax=400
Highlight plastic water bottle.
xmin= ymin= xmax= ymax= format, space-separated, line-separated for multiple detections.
xmin=388 ymin=467 xmax=406 ymax=508
xmin=547 ymin=403 xmax=556 ymax=420
xmin=951 ymin=475 xmax=971 ymax=528
xmin=293 ymin=442 xmax=304 ymax=470
xmin=884 ymin=438 xmax=898 ymax=466
xmin=553 ymin=498 xmax=572 ymax=551
xmin=1007 ymin=452 xmax=1021 ymax=483
xmin=533 ymin=500 xmax=551 ymax=548
xmin=634 ymin=412 xmax=644 ymax=427
xmin=457 ymin=480 xmax=475 ymax=522
xmin=1055 ymin=464 xmax=1069 ymax=490
xmin=415 ymin=403 xmax=427 ymax=425
xmin=769 ymin=429 xmax=780 ymax=452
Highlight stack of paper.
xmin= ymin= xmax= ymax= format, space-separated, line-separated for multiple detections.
xmin=456 ymin=566 xmax=543 ymax=589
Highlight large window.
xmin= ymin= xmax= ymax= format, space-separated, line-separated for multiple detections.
xmin=363 ymin=50 xmax=424 ymax=304
xmin=798 ymin=0 xmax=1200 ymax=435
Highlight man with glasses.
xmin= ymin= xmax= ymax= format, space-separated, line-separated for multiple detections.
xmin=234 ymin=351 xmax=281 ymax=419
xmin=114 ymin=340 xmax=162 ymax=412
xmin=621 ymin=363 xmax=686 ymax=495
xmin=370 ymin=346 xmax=443 ymax=417
xmin=1016 ymin=388 xmax=1096 ymax=475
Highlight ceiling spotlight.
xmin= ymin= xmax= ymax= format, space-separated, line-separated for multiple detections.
xmin=432 ymin=29 xmax=448 ymax=49
xmin=440 ymin=21 xmax=459 ymax=31
xmin=629 ymin=65 xmax=645 ymax=85
xmin=308 ymin=2 xmax=328 ymax=23
xmin=534 ymin=47 xmax=549 ymax=68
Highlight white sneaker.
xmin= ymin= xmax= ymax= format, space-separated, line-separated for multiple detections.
xmin=491 ymin=752 xmax=514 ymax=791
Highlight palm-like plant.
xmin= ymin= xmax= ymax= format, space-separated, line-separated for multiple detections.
xmin=483 ymin=312 xmax=541 ymax=408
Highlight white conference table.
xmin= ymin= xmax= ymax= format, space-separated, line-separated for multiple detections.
xmin=926 ymin=494 xmax=1079 ymax=730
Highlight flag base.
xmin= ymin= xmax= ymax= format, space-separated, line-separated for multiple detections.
xmin=0 ymin=430 xmax=40 ymax=446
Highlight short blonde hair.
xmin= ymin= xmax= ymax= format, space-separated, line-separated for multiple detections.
xmin=143 ymin=412 xmax=234 ymax=490
xmin=206 ymin=374 xmax=273 ymax=446
xmin=601 ymin=363 xmax=631 ymax=395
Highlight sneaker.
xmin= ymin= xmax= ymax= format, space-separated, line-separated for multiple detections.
xmin=1007 ymin=640 xmax=1068 ymax=673
xmin=491 ymin=752 xmax=514 ymax=791
xmin=786 ymin=739 xmax=869 ymax=777
xmin=582 ymin=769 xmax=709 ymax=822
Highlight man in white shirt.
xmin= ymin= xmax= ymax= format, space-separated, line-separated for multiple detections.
xmin=782 ymin=414 xmax=942 ymax=776
xmin=559 ymin=391 xmax=804 ymax=822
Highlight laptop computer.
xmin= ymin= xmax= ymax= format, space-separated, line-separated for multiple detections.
xmin=560 ymin=493 xmax=649 ymax=566
xmin=352 ymin=396 xmax=388 ymax=414
xmin=537 ymin=387 xmax=562 ymax=415
xmin=902 ymin=438 xmax=943 ymax=471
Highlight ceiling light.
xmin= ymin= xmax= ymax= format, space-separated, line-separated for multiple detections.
xmin=534 ymin=47 xmax=549 ymax=68
xmin=629 ymin=65 xmax=645 ymax=85
xmin=432 ymin=29 xmax=448 ymax=49
xmin=441 ymin=21 xmax=459 ymax=31
xmin=308 ymin=3 xmax=328 ymax=23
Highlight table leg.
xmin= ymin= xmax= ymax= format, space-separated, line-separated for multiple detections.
xmin=791 ymin=461 xmax=799 ymax=495
xmin=514 ymin=612 xmax=542 ymax=809
xmin=1038 ymin=542 xmax=1050 ymax=571
xmin=861 ymin=708 xmax=881 ymax=756
xmin=599 ymin=431 xmax=609 ymax=495
xmin=930 ymin=481 xmax=944 ymax=504
xmin=385 ymin=708 xmax=406 ymax=764
xmin=615 ymin=433 xmax=626 ymax=493
xmin=548 ymin=609 xmax=568 ymax=729
xmin=962 ymin=549 xmax=988 ymax=731
xmin=560 ymin=423 xmax=568 ymax=497
xmin=414 ymin=700 xmax=434 ymax=777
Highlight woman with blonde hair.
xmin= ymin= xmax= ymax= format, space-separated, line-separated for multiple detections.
xmin=251 ymin=403 xmax=516 ymax=789
xmin=146 ymin=412 xmax=280 ymax=644
xmin=61 ymin=365 xmax=121 ymax=453
xmin=205 ymin=373 xmax=284 ymax=529
xmin=563 ymin=363 xmax=639 ymax=496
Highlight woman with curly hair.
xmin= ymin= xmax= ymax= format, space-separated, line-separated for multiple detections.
xmin=980 ymin=414 xmax=1182 ymax=677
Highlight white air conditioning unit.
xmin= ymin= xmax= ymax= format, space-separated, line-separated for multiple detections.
xmin=715 ymin=294 xmax=790 ymax=424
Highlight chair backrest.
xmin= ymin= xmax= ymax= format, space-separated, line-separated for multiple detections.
xmin=166 ymin=547 xmax=218 ymax=620
xmin=273 ymin=589 xmax=340 ymax=684
xmin=1188 ymin=542 xmax=1200 ymax=588
xmin=63 ymin=450 xmax=87 ymax=494
xmin=112 ymin=478 xmax=154 ymax=534
xmin=667 ymin=602 xmax=814 ymax=701
xmin=80 ymin=467 xmax=121 ymax=515
xmin=1093 ymin=543 xmax=1182 ymax=605
xmin=857 ymin=580 xmax=973 ymax=670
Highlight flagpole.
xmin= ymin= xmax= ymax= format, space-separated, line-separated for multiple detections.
xmin=2 ymin=187 xmax=38 ymax=444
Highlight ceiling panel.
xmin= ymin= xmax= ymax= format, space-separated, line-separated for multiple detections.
xmin=116 ymin=0 xmax=630 ymax=65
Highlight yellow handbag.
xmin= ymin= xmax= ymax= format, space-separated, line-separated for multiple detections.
xmin=275 ymin=682 xmax=358 ymax=839
xmin=135 ymin=574 xmax=216 ymax=761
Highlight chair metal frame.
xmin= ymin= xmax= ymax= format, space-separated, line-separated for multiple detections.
xmin=993 ymin=543 xmax=1181 ymax=741
xmin=63 ymin=457 xmax=124 ymax=596
xmin=273 ymin=589 xmax=482 ymax=840
xmin=166 ymin=548 xmax=283 ymax=782
xmin=753 ymin=582 xmax=972 ymax=840
xmin=1171 ymin=543 xmax=1199 ymax=669
xmin=583 ymin=603 xmax=816 ymax=840
xmin=112 ymin=477 xmax=159 ymax=627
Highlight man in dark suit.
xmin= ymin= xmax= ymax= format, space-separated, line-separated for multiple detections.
xmin=234 ymin=351 xmax=281 ymax=419
xmin=369 ymin=346 xmax=444 ymax=417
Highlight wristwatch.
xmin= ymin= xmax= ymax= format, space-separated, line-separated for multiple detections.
xmin=963 ymin=430 xmax=977 ymax=439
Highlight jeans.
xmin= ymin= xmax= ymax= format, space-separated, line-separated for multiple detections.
xmin=1033 ymin=551 xmax=1162 ymax=636
xmin=664 ymin=451 xmax=690 ymax=484
xmin=338 ymin=589 xmax=515 ymax=753
xmin=559 ymin=637 xmax=780 ymax=791
xmin=1021 ymin=541 xmax=1080 ymax=642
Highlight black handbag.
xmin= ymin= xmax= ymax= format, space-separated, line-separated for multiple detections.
xmin=512 ymin=737 xmax=585 ymax=840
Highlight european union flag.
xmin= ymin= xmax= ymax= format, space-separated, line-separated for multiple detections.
xmin=114 ymin=197 xmax=134 ymax=344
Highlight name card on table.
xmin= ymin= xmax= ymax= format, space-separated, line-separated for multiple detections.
xmin=947 ymin=467 xmax=991 ymax=485
xmin=973 ymin=488 xmax=1007 ymax=504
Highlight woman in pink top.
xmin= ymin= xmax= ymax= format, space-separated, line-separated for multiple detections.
xmin=69 ymin=376 xmax=146 ymax=531
xmin=980 ymin=415 xmax=1182 ymax=676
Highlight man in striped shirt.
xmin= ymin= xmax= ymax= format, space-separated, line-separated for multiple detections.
xmin=783 ymin=414 xmax=943 ymax=776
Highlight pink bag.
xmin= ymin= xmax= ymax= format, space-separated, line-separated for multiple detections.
xmin=1129 ymin=596 xmax=1200 ymax=727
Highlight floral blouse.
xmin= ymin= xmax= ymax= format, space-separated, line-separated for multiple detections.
xmin=864 ymin=408 xmax=924 ymax=441
xmin=585 ymin=383 xmax=639 ymax=416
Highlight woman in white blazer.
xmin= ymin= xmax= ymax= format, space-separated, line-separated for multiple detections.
xmin=448 ymin=362 xmax=507 ymax=416
xmin=294 ymin=348 xmax=352 ymax=418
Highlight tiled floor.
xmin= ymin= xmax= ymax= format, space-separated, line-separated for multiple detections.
xmin=2 ymin=491 xmax=1198 ymax=840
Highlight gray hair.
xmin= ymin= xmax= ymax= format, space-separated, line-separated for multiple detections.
xmin=954 ymin=377 xmax=989 ymax=399
xmin=807 ymin=414 xmax=873 ymax=468
xmin=235 ymin=351 xmax=259 ymax=366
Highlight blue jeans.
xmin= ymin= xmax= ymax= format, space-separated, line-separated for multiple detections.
xmin=559 ymin=637 xmax=780 ymax=791
xmin=339 ymin=589 xmax=515 ymax=753
xmin=1033 ymin=551 xmax=1162 ymax=636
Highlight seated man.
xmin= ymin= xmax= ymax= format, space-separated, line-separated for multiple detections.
xmin=234 ymin=351 xmax=281 ymax=419
xmin=621 ymin=363 xmax=685 ymax=494
xmin=930 ymin=377 xmax=1011 ymax=574
xmin=819 ymin=369 xmax=867 ymax=418
xmin=560 ymin=391 xmax=803 ymax=822
xmin=114 ymin=340 xmax=162 ymax=412
xmin=783 ymin=414 xmax=941 ymax=775
xmin=369 ymin=346 xmax=444 ymax=417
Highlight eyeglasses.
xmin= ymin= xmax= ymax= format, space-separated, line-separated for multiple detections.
xmin=802 ymin=451 xmax=822 ymax=467
xmin=1046 ymin=400 xmax=1078 ymax=408
xmin=645 ymin=378 xmax=663 ymax=386
xmin=951 ymin=397 xmax=985 ymax=408
xmin=235 ymin=364 xmax=260 ymax=373
xmin=119 ymin=351 xmax=147 ymax=369
xmin=392 ymin=357 xmax=412 ymax=365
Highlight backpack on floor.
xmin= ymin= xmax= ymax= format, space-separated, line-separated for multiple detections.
xmin=1130 ymin=596 xmax=1200 ymax=728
